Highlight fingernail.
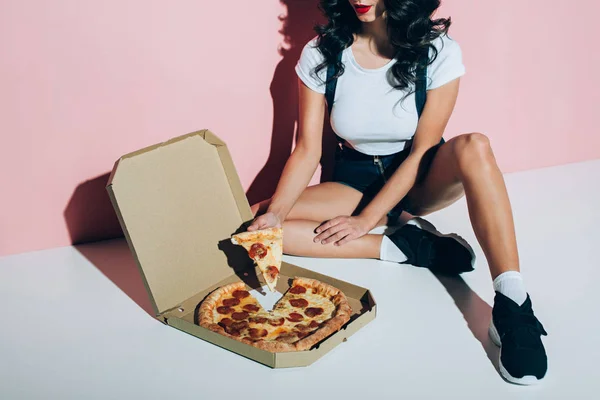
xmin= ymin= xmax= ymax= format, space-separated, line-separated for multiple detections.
xmin=321 ymin=241 xmax=326 ymax=245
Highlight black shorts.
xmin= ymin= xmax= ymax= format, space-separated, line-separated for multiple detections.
xmin=332 ymin=139 xmax=444 ymax=221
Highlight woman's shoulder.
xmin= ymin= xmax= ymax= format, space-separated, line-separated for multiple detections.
xmin=295 ymin=36 xmax=328 ymax=94
xmin=427 ymin=33 xmax=465 ymax=90
xmin=430 ymin=33 xmax=462 ymax=58
xmin=299 ymin=36 xmax=325 ymax=63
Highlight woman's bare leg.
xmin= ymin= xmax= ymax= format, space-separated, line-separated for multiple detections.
xmin=405 ymin=132 xmax=519 ymax=279
xmin=251 ymin=182 xmax=385 ymax=258
xmin=283 ymin=219 xmax=382 ymax=258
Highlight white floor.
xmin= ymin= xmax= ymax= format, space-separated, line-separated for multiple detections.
xmin=1 ymin=159 xmax=599 ymax=400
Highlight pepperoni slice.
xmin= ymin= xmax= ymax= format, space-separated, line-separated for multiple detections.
xmin=305 ymin=307 xmax=324 ymax=317
xmin=243 ymin=304 xmax=260 ymax=312
xmin=275 ymin=333 xmax=298 ymax=343
xmin=222 ymin=298 xmax=240 ymax=307
xmin=295 ymin=323 xmax=310 ymax=332
xmin=248 ymin=328 xmax=268 ymax=339
xmin=265 ymin=266 xmax=279 ymax=282
xmin=231 ymin=311 xmax=249 ymax=321
xmin=286 ymin=312 xmax=304 ymax=322
xmin=232 ymin=290 xmax=250 ymax=299
xmin=289 ymin=298 xmax=309 ymax=308
xmin=227 ymin=329 xmax=241 ymax=337
xmin=231 ymin=320 xmax=249 ymax=330
xmin=218 ymin=318 xmax=233 ymax=328
xmin=268 ymin=317 xmax=285 ymax=326
xmin=308 ymin=320 xmax=321 ymax=329
xmin=250 ymin=316 xmax=268 ymax=324
xmin=216 ymin=306 xmax=233 ymax=314
xmin=248 ymin=243 xmax=268 ymax=260
xmin=289 ymin=285 xmax=307 ymax=294
xmin=295 ymin=330 xmax=310 ymax=339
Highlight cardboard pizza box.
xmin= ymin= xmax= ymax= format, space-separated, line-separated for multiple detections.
xmin=106 ymin=129 xmax=376 ymax=368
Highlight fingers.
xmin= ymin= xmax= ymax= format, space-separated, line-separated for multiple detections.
xmin=247 ymin=217 xmax=267 ymax=232
xmin=335 ymin=232 xmax=358 ymax=247
xmin=247 ymin=214 xmax=281 ymax=232
xmin=314 ymin=218 xmax=346 ymax=243
xmin=315 ymin=224 xmax=354 ymax=245
xmin=323 ymin=229 xmax=352 ymax=245
xmin=315 ymin=216 xmax=345 ymax=234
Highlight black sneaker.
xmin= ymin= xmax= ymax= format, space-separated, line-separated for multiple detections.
xmin=386 ymin=218 xmax=475 ymax=274
xmin=489 ymin=291 xmax=548 ymax=384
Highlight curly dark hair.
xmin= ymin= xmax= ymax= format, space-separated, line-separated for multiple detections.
xmin=314 ymin=0 xmax=451 ymax=94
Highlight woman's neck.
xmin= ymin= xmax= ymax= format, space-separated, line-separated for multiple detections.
xmin=356 ymin=15 xmax=394 ymax=57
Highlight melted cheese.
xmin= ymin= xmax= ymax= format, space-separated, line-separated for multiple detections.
xmin=213 ymin=284 xmax=337 ymax=344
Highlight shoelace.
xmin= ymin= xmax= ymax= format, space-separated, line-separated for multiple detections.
xmin=498 ymin=308 xmax=548 ymax=350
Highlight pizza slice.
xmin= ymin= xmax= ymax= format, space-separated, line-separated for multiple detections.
xmin=231 ymin=227 xmax=283 ymax=292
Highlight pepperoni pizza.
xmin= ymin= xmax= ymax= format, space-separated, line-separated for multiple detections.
xmin=197 ymin=277 xmax=352 ymax=352
xmin=231 ymin=228 xmax=282 ymax=292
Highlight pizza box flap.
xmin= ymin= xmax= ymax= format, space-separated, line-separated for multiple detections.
xmin=106 ymin=130 xmax=254 ymax=315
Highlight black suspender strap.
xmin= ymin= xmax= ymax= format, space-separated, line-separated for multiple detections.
xmin=325 ymin=50 xmax=428 ymax=119
xmin=325 ymin=51 xmax=343 ymax=117
xmin=415 ymin=51 xmax=428 ymax=118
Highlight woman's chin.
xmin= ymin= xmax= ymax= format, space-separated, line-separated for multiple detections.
xmin=358 ymin=15 xmax=377 ymax=22
xmin=355 ymin=11 xmax=384 ymax=24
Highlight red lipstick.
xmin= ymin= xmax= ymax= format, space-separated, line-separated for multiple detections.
xmin=354 ymin=4 xmax=372 ymax=14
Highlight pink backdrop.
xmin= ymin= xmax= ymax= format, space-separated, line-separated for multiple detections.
xmin=1 ymin=1 xmax=598 ymax=256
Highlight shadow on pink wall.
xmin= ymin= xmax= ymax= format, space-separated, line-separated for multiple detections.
xmin=245 ymin=0 xmax=338 ymax=206
xmin=63 ymin=1 xmax=330 ymax=246
xmin=63 ymin=172 xmax=123 ymax=245
xmin=60 ymin=1 xmax=330 ymax=318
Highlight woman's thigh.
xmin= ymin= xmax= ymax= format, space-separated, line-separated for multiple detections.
xmin=403 ymin=136 xmax=466 ymax=216
xmin=285 ymin=182 xmax=365 ymax=222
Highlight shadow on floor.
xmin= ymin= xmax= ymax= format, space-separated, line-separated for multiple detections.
xmin=433 ymin=273 xmax=501 ymax=375
xmin=75 ymin=239 xmax=154 ymax=316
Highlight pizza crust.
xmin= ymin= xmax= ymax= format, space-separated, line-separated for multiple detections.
xmin=290 ymin=278 xmax=352 ymax=351
xmin=198 ymin=281 xmax=246 ymax=330
xmin=230 ymin=227 xmax=282 ymax=243
xmin=197 ymin=277 xmax=352 ymax=353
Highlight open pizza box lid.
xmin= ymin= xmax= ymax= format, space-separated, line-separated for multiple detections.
xmin=106 ymin=129 xmax=376 ymax=368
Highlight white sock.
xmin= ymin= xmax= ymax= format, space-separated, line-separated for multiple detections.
xmin=380 ymin=236 xmax=408 ymax=263
xmin=493 ymin=271 xmax=527 ymax=305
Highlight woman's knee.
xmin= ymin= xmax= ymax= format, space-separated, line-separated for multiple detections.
xmin=451 ymin=132 xmax=495 ymax=173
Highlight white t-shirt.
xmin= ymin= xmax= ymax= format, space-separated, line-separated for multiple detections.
xmin=295 ymin=35 xmax=465 ymax=155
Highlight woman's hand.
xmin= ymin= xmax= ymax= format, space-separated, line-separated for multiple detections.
xmin=247 ymin=212 xmax=282 ymax=232
xmin=313 ymin=215 xmax=374 ymax=246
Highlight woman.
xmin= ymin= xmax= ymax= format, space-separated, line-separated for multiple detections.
xmin=249 ymin=0 xmax=547 ymax=384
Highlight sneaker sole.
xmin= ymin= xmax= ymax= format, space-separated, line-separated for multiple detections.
xmin=406 ymin=217 xmax=476 ymax=270
xmin=489 ymin=320 xmax=542 ymax=385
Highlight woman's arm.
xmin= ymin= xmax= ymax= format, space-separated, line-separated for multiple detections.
xmin=248 ymin=80 xmax=326 ymax=230
xmin=314 ymin=78 xmax=461 ymax=245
